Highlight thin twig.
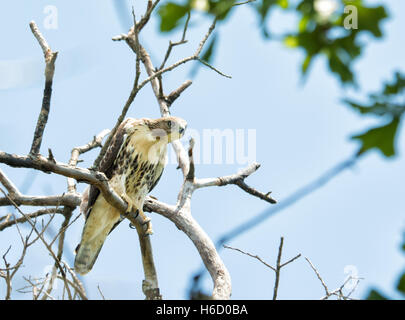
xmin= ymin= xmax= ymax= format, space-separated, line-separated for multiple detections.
xmin=223 ymin=245 xmax=275 ymax=271
xmin=42 ymin=207 xmax=73 ymax=300
xmin=0 ymin=208 xmax=64 ymax=231
xmin=97 ymin=285 xmax=106 ymax=300
xmin=0 ymin=187 xmax=73 ymax=299
xmin=224 ymin=238 xmax=301 ymax=300
xmin=197 ymin=58 xmax=232 ymax=79
xmin=0 ymin=169 xmax=21 ymax=196
xmin=273 ymin=237 xmax=284 ymax=300
xmin=305 ymin=257 xmax=362 ymax=300
xmin=305 ymin=257 xmax=329 ymax=297
xmin=159 ymin=12 xmax=191 ymax=70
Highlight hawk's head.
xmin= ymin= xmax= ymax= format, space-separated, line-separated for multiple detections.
xmin=125 ymin=116 xmax=187 ymax=143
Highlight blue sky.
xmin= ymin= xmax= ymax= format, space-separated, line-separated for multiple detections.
xmin=0 ymin=0 xmax=404 ymax=299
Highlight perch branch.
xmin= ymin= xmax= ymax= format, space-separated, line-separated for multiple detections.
xmin=0 ymin=151 xmax=127 ymax=212
xmin=127 ymin=214 xmax=162 ymax=300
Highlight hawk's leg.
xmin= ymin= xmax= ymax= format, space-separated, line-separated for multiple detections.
xmin=121 ymin=193 xmax=153 ymax=235
xmin=121 ymin=193 xmax=136 ymax=213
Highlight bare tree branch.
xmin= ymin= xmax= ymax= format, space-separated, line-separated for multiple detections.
xmin=197 ymin=58 xmax=232 ymax=78
xmin=137 ymin=0 xmax=161 ymax=32
xmin=0 ymin=188 xmax=73 ymax=299
xmin=0 ymin=169 xmax=21 ymax=197
xmin=97 ymin=285 xmax=106 ymax=300
xmin=28 ymin=21 xmax=58 ymax=156
xmin=0 ymin=193 xmax=81 ymax=208
xmin=166 ymin=80 xmax=193 ymax=106
xmin=127 ymin=214 xmax=162 ymax=300
xmin=62 ymin=261 xmax=88 ymax=300
xmin=159 ymin=12 xmax=191 ymax=70
xmin=68 ymin=129 xmax=110 ymax=193
xmin=195 ymin=162 xmax=277 ymax=204
xmin=223 ymin=245 xmax=276 ymax=271
xmin=0 ymin=151 xmax=127 ymax=213
xmin=224 ymin=237 xmax=301 ymax=300
xmin=0 ymin=206 xmax=51 ymax=299
xmin=42 ymin=207 xmax=73 ymax=300
xmin=0 ymin=208 xmax=64 ymax=231
xmin=305 ymin=257 xmax=362 ymax=300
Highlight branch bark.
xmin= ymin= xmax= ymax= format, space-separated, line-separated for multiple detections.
xmin=29 ymin=21 xmax=58 ymax=156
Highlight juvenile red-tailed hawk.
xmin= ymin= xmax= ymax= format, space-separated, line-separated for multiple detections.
xmin=74 ymin=116 xmax=187 ymax=275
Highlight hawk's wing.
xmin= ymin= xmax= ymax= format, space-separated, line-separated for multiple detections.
xmin=149 ymin=160 xmax=165 ymax=193
xmin=81 ymin=119 xmax=131 ymax=219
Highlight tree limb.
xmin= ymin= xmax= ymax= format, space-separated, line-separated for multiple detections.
xmin=28 ymin=21 xmax=58 ymax=156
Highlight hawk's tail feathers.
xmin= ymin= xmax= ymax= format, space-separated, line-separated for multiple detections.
xmin=74 ymin=194 xmax=121 ymax=275
xmin=74 ymin=240 xmax=104 ymax=276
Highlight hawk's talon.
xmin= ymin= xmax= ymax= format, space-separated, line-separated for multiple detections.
xmin=134 ymin=209 xmax=139 ymax=219
xmin=141 ymin=217 xmax=151 ymax=225
xmin=143 ymin=219 xmax=153 ymax=236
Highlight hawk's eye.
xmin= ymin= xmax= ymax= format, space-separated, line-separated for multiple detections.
xmin=167 ymin=120 xmax=173 ymax=129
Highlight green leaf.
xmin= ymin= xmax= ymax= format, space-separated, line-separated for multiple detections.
xmin=298 ymin=15 xmax=310 ymax=32
xmin=301 ymin=55 xmax=312 ymax=74
xmin=208 ymin=0 xmax=236 ymax=20
xmin=283 ymin=0 xmax=389 ymax=85
xmin=397 ymin=273 xmax=405 ymax=295
xmin=201 ymin=34 xmax=217 ymax=63
xmin=345 ymin=72 xmax=405 ymax=118
xmin=284 ymin=35 xmax=298 ymax=48
xmin=158 ymin=2 xmax=189 ymax=32
xmin=402 ymin=233 xmax=405 ymax=252
xmin=327 ymin=50 xmax=354 ymax=84
xmin=277 ymin=0 xmax=288 ymax=9
xmin=366 ymin=289 xmax=389 ymax=300
xmin=356 ymin=4 xmax=388 ymax=38
xmin=383 ymin=72 xmax=405 ymax=95
xmin=345 ymin=101 xmax=405 ymax=117
xmin=352 ymin=118 xmax=400 ymax=157
xmin=190 ymin=34 xmax=217 ymax=77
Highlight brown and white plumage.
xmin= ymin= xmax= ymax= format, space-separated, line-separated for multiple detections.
xmin=74 ymin=116 xmax=187 ymax=275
